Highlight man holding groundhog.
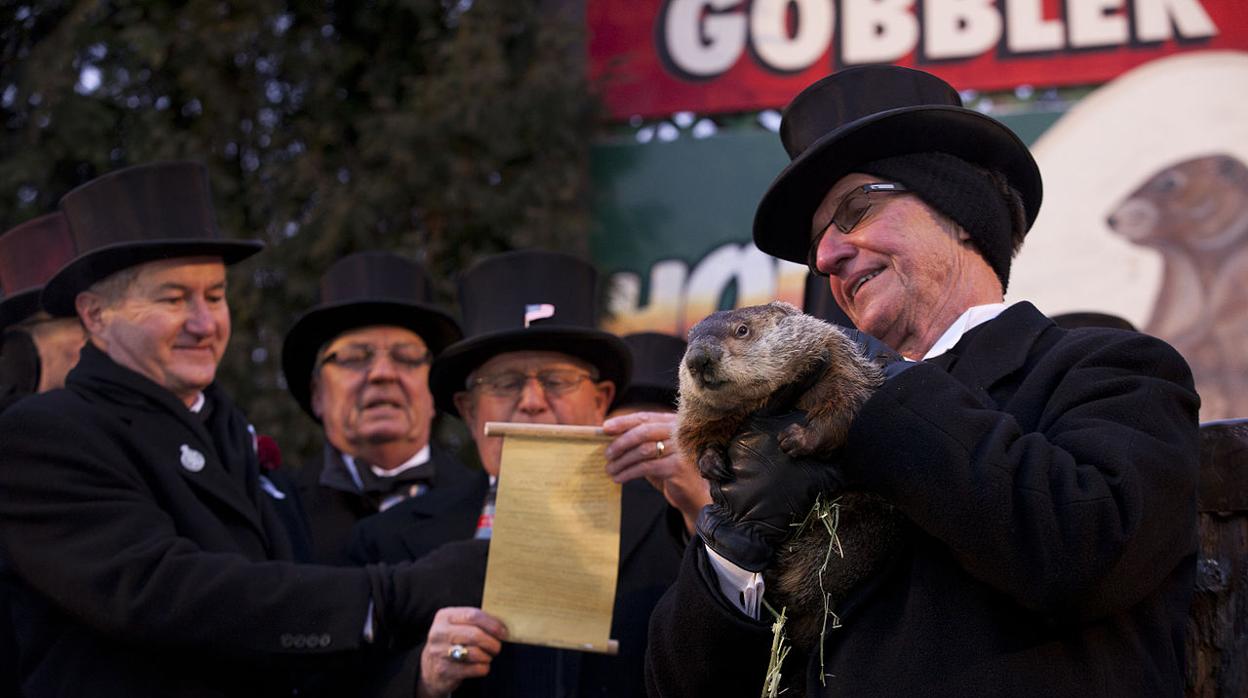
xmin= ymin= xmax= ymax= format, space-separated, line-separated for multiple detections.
xmin=646 ymin=65 xmax=1200 ymax=696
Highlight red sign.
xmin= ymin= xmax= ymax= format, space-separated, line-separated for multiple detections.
xmin=588 ymin=0 xmax=1248 ymax=119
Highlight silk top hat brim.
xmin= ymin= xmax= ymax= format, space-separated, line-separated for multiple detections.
xmin=429 ymin=326 xmax=631 ymax=417
xmin=41 ymin=160 xmax=264 ymax=317
xmin=0 ymin=290 xmax=42 ymax=331
xmin=283 ymin=300 xmax=462 ymax=419
xmin=430 ymin=249 xmax=632 ymax=417
xmin=753 ymin=66 xmax=1042 ymax=265
xmin=41 ymin=240 xmax=263 ymax=317
xmin=0 ymin=211 xmax=76 ymax=328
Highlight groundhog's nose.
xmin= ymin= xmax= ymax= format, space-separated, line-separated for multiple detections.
xmin=684 ymin=344 xmax=721 ymax=378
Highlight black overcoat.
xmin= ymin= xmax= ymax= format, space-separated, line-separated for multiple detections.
xmin=645 ymin=302 xmax=1201 ymax=697
xmin=0 ymin=345 xmax=469 ymax=697
xmin=351 ymin=474 xmax=685 ymax=697
xmin=297 ymin=442 xmax=488 ymax=565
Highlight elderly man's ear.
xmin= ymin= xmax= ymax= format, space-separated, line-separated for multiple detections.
xmin=592 ymin=380 xmax=616 ymax=420
xmin=310 ymin=374 xmax=325 ymax=420
xmin=74 ymin=292 xmax=108 ymax=338
xmin=452 ymin=391 xmax=477 ymax=427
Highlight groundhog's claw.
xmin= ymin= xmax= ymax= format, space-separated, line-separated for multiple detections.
xmin=781 ymin=419 xmax=846 ymax=458
xmin=697 ymin=447 xmax=733 ymax=481
xmin=778 ymin=423 xmax=817 ymax=457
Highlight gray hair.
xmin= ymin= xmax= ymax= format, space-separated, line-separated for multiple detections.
xmin=83 ymin=266 xmax=142 ymax=307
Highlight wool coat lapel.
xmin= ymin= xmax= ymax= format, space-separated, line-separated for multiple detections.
xmin=71 ymin=344 xmax=269 ymax=542
xmin=932 ymin=302 xmax=1055 ymax=404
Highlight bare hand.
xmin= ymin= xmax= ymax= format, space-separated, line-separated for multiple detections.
xmin=416 ymin=607 xmax=508 ymax=698
xmin=603 ymin=410 xmax=710 ymax=534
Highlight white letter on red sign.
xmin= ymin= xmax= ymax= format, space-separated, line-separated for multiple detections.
xmin=1004 ymin=0 xmax=1064 ymax=53
xmin=750 ymin=0 xmax=834 ymax=72
xmin=924 ymin=0 xmax=1003 ymax=60
xmin=842 ymin=0 xmax=920 ymax=65
xmin=1134 ymin=0 xmax=1217 ymax=42
xmin=1068 ymin=0 xmax=1129 ymax=49
xmin=661 ymin=0 xmax=747 ymax=78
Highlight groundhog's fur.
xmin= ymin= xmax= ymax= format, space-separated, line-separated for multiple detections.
xmin=677 ymin=301 xmax=907 ymax=658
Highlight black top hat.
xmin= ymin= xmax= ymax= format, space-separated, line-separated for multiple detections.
xmin=429 ymin=250 xmax=631 ymax=416
xmin=754 ymin=65 xmax=1042 ymax=265
xmin=802 ymin=272 xmax=855 ymax=329
xmin=41 ymin=161 xmax=264 ymax=316
xmin=0 ymin=212 xmax=76 ymax=330
xmin=613 ymin=332 xmax=687 ymax=412
xmin=282 ymin=251 xmax=462 ymax=419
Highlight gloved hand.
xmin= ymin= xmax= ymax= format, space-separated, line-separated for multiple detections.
xmin=840 ymin=328 xmax=913 ymax=380
xmin=368 ymin=538 xmax=490 ymax=648
xmin=696 ymin=410 xmax=844 ymax=572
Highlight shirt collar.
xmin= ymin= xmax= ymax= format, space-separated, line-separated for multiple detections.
xmin=188 ymin=392 xmax=206 ymax=413
xmin=922 ymin=302 xmax=1014 ymax=360
xmin=341 ymin=444 xmax=432 ymax=486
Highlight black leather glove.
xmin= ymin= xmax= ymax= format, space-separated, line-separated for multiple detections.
xmin=696 ymin=410 xmax=844 ymax=572
xmin=841 ymin=328 xmax=913 ymax=379
xmin=368 ymin=538 xmax=489 ymax=648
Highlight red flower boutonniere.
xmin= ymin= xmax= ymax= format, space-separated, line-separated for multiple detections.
xmin=257 ymin=434 xmax=283 ymax=472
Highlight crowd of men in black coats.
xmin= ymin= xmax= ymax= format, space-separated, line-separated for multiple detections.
xmin=0 ymin=65 xmax=1202 ymax=698
xmin=0 ymin=157 xmax=707 ymax=697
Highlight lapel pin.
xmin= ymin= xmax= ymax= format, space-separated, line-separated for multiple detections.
xmin=180 ymin=444 xmax=206 ymax=473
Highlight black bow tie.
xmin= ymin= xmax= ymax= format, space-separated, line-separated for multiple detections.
xmin=354 ymin=458 xmax=435 ymax=496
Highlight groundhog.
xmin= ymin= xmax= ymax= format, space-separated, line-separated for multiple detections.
xmin=676 ymin=301 xmax=907 ymax=659
xmin=1106 ymin=154 xmax=1248 ymax=420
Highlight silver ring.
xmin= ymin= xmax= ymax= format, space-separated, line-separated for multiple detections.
xmin=448 ymin=643 xmax=469 ymax=663
xmin=655 ymin=440 xmax=666 ymax=457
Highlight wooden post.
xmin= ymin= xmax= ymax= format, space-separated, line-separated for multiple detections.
xmin=1186 ymin=419 xmax=1248 ymax=698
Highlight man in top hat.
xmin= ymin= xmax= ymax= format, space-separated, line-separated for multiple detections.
xmin=0 ymin=212 xmax=84 ymax=413
xmin=0 ymin=161 xmax=487 ymax=697
xmin=350 ymin=249 xmax=706 ymax=698
xmin=0 ymin=211 xmax=84 ymax=698
xmin=283 ymin=250 xmax=483 ymax=564
xmin=646 ymin=66 xmax=1200 ymax=696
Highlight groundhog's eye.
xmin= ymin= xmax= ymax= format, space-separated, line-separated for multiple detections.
xmin=734 ymin=324 xmax=749 ymax=338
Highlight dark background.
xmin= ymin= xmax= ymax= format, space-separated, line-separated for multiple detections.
xmin=1 ymin=0 xmax=599 ymax=461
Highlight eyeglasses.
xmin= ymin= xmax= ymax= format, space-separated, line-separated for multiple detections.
xmin=467 ymin=368 xmax=597 ymax=399
xmin=317 ymin=344 xmax=431 ymax=373
xmin=807 ymin=182 xmax=908 ymax=276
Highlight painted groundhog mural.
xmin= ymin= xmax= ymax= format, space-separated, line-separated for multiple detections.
xmin=1107 ymin=154 xmax=1248 ymax=420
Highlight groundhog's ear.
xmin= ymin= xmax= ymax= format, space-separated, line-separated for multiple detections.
xmin=770 ymin=300 xmax=800 ymax=314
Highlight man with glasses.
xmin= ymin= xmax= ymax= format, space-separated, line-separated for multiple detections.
xmin=351 ymin=249 xmax=703 ymax=697
xmin=0 ymin=163 xmax=488 ymax=697
xmin=282 ymin=251 xmax=481 ymax=564
xmin=646 ymin=66 xmax=1200 ymax=696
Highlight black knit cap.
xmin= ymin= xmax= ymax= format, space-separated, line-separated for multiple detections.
xmin=860 ymin=152 xmax=1025 ymax=291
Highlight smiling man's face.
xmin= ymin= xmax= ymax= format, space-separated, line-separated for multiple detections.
xmin=80 ymin=257 xmax=230 ymax=406
xmin=808 ymin=173 xmax=1001 ymax=357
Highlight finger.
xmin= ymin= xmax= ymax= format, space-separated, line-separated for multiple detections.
xmin=448 ymin=626 xmax=506 ymax=657
xmin=604 ymin=415 xmax=676 ymax=462
xmin=606 ymin=438 xmax=667 ymax=476
xmin=442 ymin=643 xmax=498 ymax=666
xmin=441 ymin=607 xmax=509 ymax=640
xmin=601 ymin=410 xmax=653 ymax=435
xmin=612 ymin=452 xmax=681 ymax=484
